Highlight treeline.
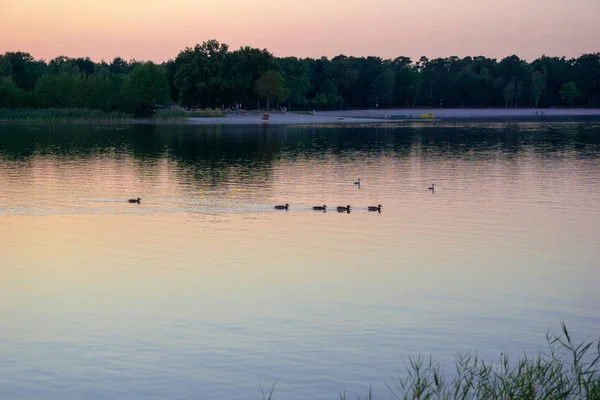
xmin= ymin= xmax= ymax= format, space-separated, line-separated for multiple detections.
xmin=1 ymin=39 xmax=600 ymax=115
xmin=0 ymin=54 xmax=169 ymax=116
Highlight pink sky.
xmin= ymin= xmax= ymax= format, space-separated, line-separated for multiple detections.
xmin=1 ymin=0 xmax=599 ymax=62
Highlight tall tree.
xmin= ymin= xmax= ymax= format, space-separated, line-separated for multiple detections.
xmin=109 ymin=57 xmax=131 ymax=75
xmin=531 ymin=70 xmax=545 ymax=108
xmin=49 ymin=56 xmax=80 ymax=76
xmin=173 ymin=39 xmax=237 ymax=108
xmin=278 ymin=57 xmax=310 ymax=109
xmin=73 ymin=57 xmax=95 ymax=76
xmin=73 ymin=74 xmax=119 ymax=111
xmin=0 ymin=76 xmax=26 ymax=108
xmin=573 ymin=53 xmax=600 ymax=107
xmin=503 ymin=80 xmax=516 ymax=108
xmin=121 ymin=62 xmax=170 ymax=115
xmin=163 ymin=59 xmax=179 ymax=104
xmin=254 ymin=70 xmax=288 ymax=109
xmin=330 ymin=55 xmax=359 ymax=107
xmin=1 ymin=52 xmax=46 ymax=90
xmin=376 ymin=63 xmax=395 ymax=107
xmin=394 ymin=65 xmax=420 ymax=107
xmin=229 ymin=46 xmax=277 ymax=109
xmin=559 ymin=82 xmax=580 ymax=107
xmin=33 ymin=74 xmax=76 ymax=108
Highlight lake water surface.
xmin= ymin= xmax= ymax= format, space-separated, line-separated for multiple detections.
xmin=1 ymin=122 xmax=600 ymax=400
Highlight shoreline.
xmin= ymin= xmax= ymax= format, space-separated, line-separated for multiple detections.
xmin=190 ymin=108 xmax=600 ymax=125
xmin=315 ymin=107 xmax=600 ymax=119
xmin=2 ymin=108 xmax=600 ymax=126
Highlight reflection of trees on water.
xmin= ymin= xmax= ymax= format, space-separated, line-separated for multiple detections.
xmin=1 ymin=123 xmax=598 ymax=189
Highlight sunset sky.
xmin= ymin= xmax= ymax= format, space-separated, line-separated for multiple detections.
xmin=1 ymin=0 xmax=599 ymax=63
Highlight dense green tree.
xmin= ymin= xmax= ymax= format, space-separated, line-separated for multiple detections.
xmin=0 ymin=76 xmax=26 ymax=107
xmin=531 ymin=70 xmax=546 ymax=108
xmin=394 ymin=65 xmax=420 ymax=107
xmin=310 ymin=93 xmax=328 ymax=110
xmin=319 ymin=79 xmax=337 ymax=95
xmin=532 ymin=56 xmax=573 ymax=107
xmin=73 ymin=57 xmax=95 ymax=76
xmin=559 ymin=81 xmax=580 ymax=107
xmin=418 ymin=57 xmax=451 ymax=107
xmin=109 ymin=57 xmax=131 ymax=75
xmin=73 ymin=74 xmax=120 ymax=111
xmin=94 ymin=60 xmax=111 ymax=77
xmin=0 ymin=56 xmax=12 ymax=77
xmin=173 ymin=39 xmax=238 ymax=108
xmin=503 ymin=80 xmax=516 ymax=108
xmin=0 ymin=52 xmax=46 ymax=90
xmin=308 ymin=56 xmax=332 ymax=100
xmin=330 ymin=55 xmax=359 ymax=106
xmin=573 ymin=53 xmax=600 ymax=107
xmin=454 ymin=65 xmax=479 ymax=107
xmin=278 ymin=57 xmax=310 ymax=109
xmin=359 ymin=57 xmax=386 ymax=107
xmin=376 ymin=62 xmax=395 ymax=107
xmin=34 ymin=74 xmax=75 ymax=108
xmin=121 ymin=62 xmax=170 ymax=115
xmin=254 ymin=70 xmax=288 ymax=109
xmin=48 ymin=56 xmax=80 ymax=75
xmin=231 ymin=46 xmax=277 ymax=109
xmin=163 ymin=59 xmax=178 ymax=104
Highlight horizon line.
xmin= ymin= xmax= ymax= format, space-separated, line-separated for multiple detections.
xmin=2 ymin=44 xmax=598 ymax=65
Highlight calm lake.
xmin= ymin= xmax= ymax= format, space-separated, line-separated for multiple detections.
xmin=1 ymin=122 xmax=599 ymax=400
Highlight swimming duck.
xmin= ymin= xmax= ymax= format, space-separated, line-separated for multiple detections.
xmin=274 ymin=203 xmax=289 ymax=210
xmin=428 ymin=183 xmax=435 ymax=191
xmin=337 ymin=205 xmax=351 ymax=212
xmin=354 ymin=178 xmax=361 ymax=185
xmin=128 ymin=198 xmax=141 ymax=203
xmin=313 ymin=205 xmax=327 ymax=210
xmin=368 ymin=204 xmax=382 ymax=212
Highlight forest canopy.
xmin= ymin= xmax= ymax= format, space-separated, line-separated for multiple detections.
xmin=1 ymin=40 xmax=599 ymax=115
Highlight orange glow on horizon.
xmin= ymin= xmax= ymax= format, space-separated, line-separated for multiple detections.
xmin=1 ymin=0 xmax=599 ymax=62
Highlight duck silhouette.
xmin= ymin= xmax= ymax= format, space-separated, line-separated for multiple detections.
xmin=428 ymin=183 xmax=435 ymax=191
xmin=368 ymin=204 xmax=382 ymax=212
xmin=128 ymin=198 xmax=141 ymax=204
xmin=274 ymin=203 xmax=289 ymax=210
xmin=313 ymin=205 xmax=327 ymax=210
xmin=337 ymin=205 xmax=351 ymax=212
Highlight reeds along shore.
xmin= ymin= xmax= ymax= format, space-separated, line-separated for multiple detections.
xmin=153 ymin=108 xmax=223 ymax=119
xmin=0 ymin=107 xmax=224 ymax=122
xmin=263 ymin=323 xmax=600 ymax=400
xmin=0 ymin=108 xmax=132 ymax=121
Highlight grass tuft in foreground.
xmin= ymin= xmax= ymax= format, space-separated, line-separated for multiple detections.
xmin=388 ymin=322 xmax=600 ymax=399
xmin=266 ymin=323 xmax=600 ymax=400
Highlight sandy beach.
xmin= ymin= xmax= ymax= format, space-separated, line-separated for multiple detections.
xmin=188 ymin=113 xmax=383 ymax=125
xmin=189 ymin=108 xmax=600 ymax=125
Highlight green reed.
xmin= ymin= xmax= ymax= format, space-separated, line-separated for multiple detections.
xmin=388 ymin=322 xmax=599 ymax=399
xmin=266 ymin=323 xmax=600 ymax=400
xmin=154 ymin=108 xmax=223 ymax=120
xmin=0 ymin=108 xmax=132 ymax=121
